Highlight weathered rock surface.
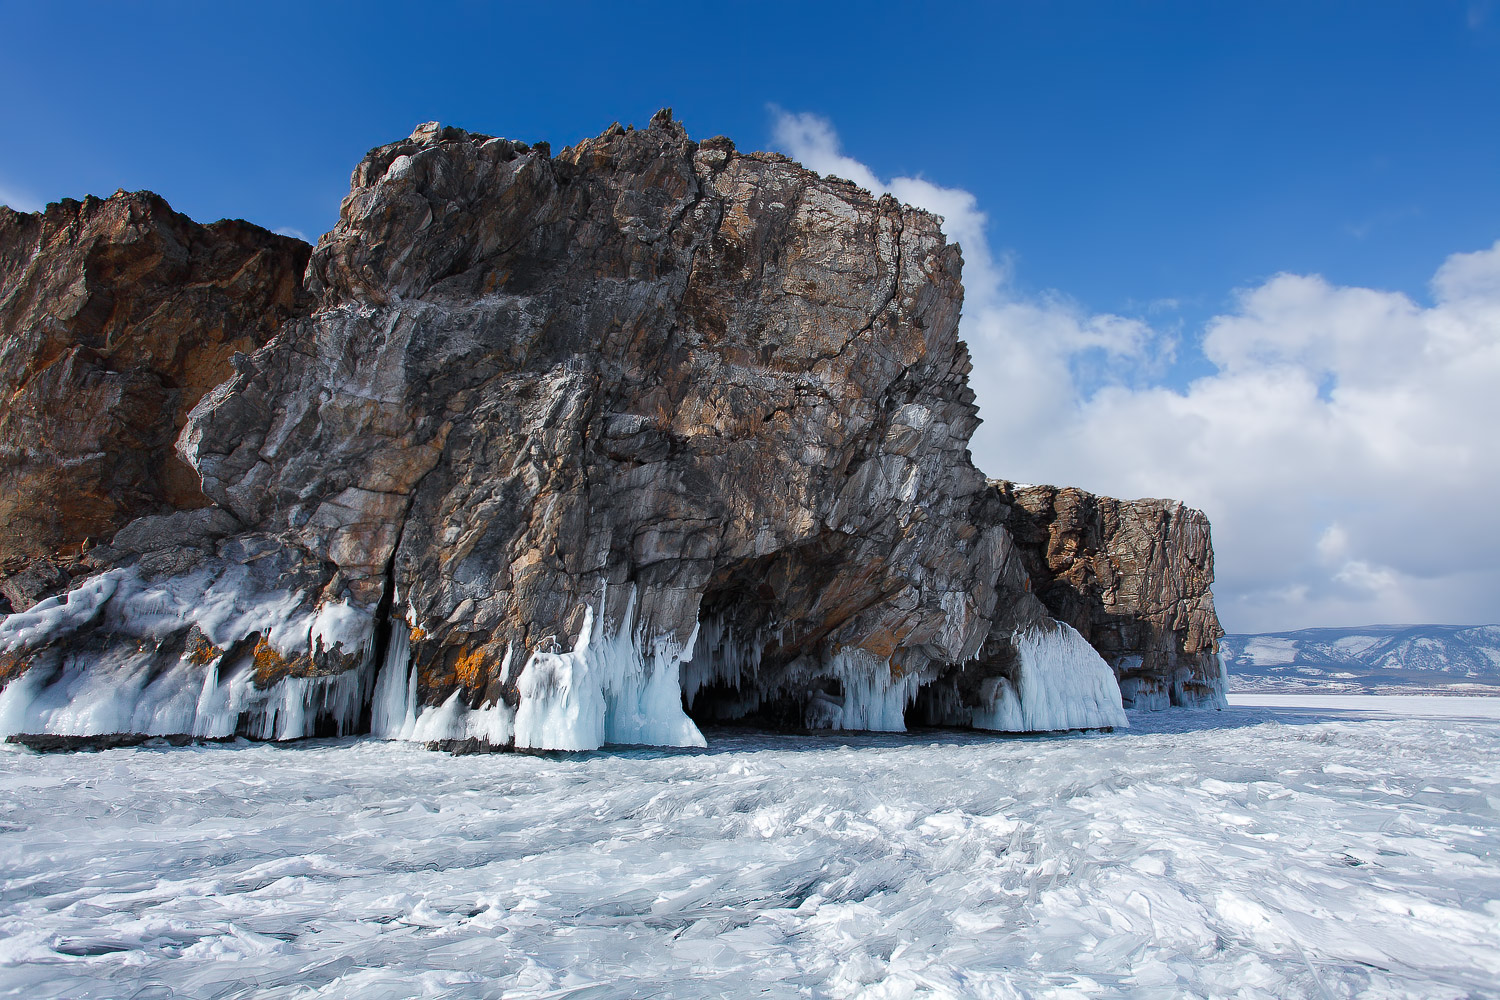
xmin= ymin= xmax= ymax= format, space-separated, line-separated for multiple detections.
xmin=991 ymin=480 xmax=1226 ymax=709
xmin=0 ymin=193 xmax=311 ymax=614
xmin=0 ymin=112 xmax=1217 ymax=747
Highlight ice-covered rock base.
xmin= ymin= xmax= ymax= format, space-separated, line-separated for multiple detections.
xmin=0 ymin=567 xmax=375 ymax=742
xmin=370 ymin=591 xmax=706 ymax=751
xmin=0 ymin=570 xmax=714 ymax=751
xmin=1116 ymin=650 xmax=1231 ymax=711
xmin=3 ymin=574 xmax=1135 ymax=749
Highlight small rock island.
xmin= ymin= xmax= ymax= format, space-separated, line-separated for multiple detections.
xmin=0 ymin=111 xmax=1225 ymax=750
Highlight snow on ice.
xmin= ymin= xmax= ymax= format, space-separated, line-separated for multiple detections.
xmin=2 ymin=695 xmax=1498 ymax=998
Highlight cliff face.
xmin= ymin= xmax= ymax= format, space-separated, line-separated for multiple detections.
xmin=0 ymin=112 xmax=1219 ymax=748
xmin=991 ymin=480 xmax=1226 ymax=709
xmin=0 ymin=194 xmax=310 ymax=614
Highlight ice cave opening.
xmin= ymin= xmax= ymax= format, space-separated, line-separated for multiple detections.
xmin=677 ymin=546 xmax=864 ymax=732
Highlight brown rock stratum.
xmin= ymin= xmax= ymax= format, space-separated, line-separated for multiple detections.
xmin=0 ymin=112 xmax=1224 ymax=748
xmin=0 ymin=193 xmax=310 ymax=614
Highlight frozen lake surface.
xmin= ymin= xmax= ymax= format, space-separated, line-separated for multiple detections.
xmin=2 ymin=697 xmax=1497 ymax=999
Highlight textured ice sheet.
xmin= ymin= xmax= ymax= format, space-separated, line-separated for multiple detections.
xmin=2 ymin=698 xmax=1498 ymax=999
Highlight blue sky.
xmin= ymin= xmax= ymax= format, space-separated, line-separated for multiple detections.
xmin=4 ymin=2 xmax=1495 ymax=336
xmin=2 ymin=1 xmax=1497 ymax=631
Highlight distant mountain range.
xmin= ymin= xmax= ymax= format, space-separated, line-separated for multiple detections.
xmin=1222 ymin=624 xmax=1500 ymax=693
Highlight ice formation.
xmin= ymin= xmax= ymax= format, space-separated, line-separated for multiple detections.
xmin=971 ymin=622 xmax=1130 ymax=732
xmin=0 ymin=565 xmax=365 ymax=663
xmin=1115 ymin=657 xmax=1169 ymax=711
xmin=0 ymin=618 xmax=373 ymax=742
xmin=0 ymin=566 xmax=376 ymax=742
xmin=1211 ymin=650 xmax=1232 ymax=708
xmin=368 ymin=590 xmax=706 ymax=751
xmin=0 ymin=571 xmax=1132 ymax=747
xmin=514 ymin=592 xmax=705 ymax=750
xmin=1119 ymin=650 xmax=1232 ymax=711
xmin=808 ymin=649 xmax=928 ymax=731
xmin=685 ymin=619 xmax=934 ymax=733
xmin=365 ymin=622 xmax=509 ymax=745
xmin=679 ymin=615 xmax=773 ymax=722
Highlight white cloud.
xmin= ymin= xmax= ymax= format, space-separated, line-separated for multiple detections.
xmin=273 ymin=226 xmax=309 ymax=242
xmin=771 ymin=110 xmax=1500 ymax=633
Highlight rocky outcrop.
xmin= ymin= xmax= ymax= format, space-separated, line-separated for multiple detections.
xmin=0 ymin=193 xmax=310 ymax=614
xmin=991 ymin=480 xmax=1226 ymax=709
xmin=0 ymin=112 xmax=1215 ymax=748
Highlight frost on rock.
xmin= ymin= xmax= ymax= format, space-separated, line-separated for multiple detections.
xmin=972 ymin=622 xmax=1130 ymax=732
xmin=0 ymin=566 xmax=377 ymax=742
xmin=0 ymin=572 xmax=124 ymax=654
xmin=369 ymin=590 xmax=706 ymax=752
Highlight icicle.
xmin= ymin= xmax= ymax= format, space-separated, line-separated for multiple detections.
xmin=681 ymin=615 xmax=763 ymax=709
xmin=513 ymin=589 xmax=706 ymax=751
xmin=972 ymin=622 xmax=1129 ymax=732
xmin=370 ymin=623 xmax=415 ymax=737
xmin=369 ymin=619 xmax=517 ymax=745
xmin=808 ymin=648 xmax=926 ymax=732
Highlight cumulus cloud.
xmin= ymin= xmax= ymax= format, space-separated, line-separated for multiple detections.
xmin=771 ymin=109 xmax=1500 ymax=632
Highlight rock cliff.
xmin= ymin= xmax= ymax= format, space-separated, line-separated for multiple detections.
xmin=0 ymin=112 xmax=1221 ymax=748
xmin=992 ymin=480 xmax=1226 ymax=709
xmin=0 ymin=193 xmax=310 ymax=614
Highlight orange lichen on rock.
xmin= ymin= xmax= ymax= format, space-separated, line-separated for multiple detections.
xmin=0 ymin=651 xmax=32 ymax=686
xmin=453 ymin=647 xmax=486 ymax=689
xmin=252 ymin=636 xmax=292 ymax=686
xmin=184 ymin=630 xmax=222 ymax=666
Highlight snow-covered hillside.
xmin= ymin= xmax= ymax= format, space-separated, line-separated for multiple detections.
xmin=1223 ymin=623 xmax=1500 ymax=692
xmin=2 ymin=698 xmax=1497 ymax=998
